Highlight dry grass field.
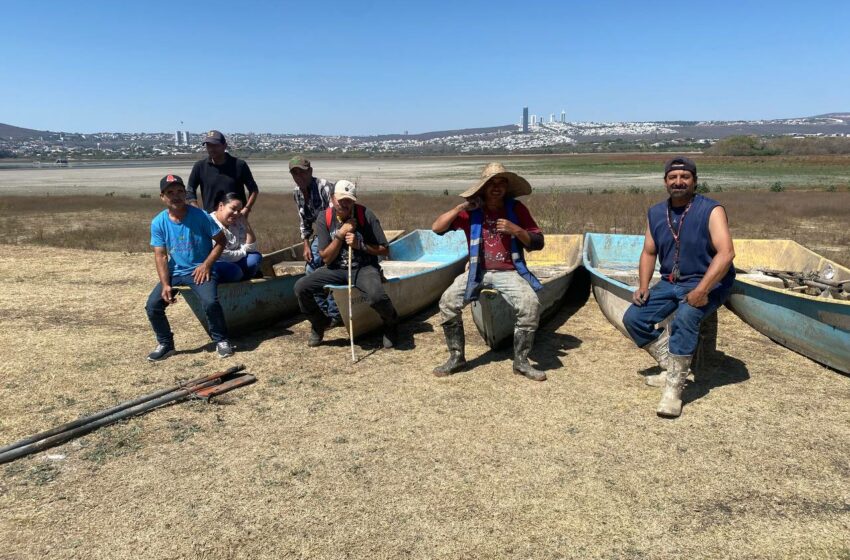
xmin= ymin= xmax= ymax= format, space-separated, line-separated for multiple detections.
xmin=0 ymin=245 xmax=848 ymax=559
xmin=3 ymin=189 xmax=849 ymax=266
xmin=0 ymin=158 xmax=848 ymax=558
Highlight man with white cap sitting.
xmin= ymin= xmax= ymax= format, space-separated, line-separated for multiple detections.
xmin=431 ymin=162 xmax=546 ymax=381
xmin=293 ymin=180 xmax=400 ymax=348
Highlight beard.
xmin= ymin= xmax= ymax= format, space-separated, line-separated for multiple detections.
xmin=668 ymin=185 xmax=693 ymax=200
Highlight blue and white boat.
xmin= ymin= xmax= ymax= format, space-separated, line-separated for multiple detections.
xmin=179 ymin=231 xmax=404 ymax=336
xmin=582 ymin=233 xmax=659 ymax=337
xmin=729 ymin=239 xmax=850 ymax=373
xmin=328 ymin=229 xmax=468 ymax=338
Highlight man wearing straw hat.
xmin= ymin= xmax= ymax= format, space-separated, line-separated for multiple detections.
xmin=293 ymin=180 xmax=400 ymax=348
xmin=623 ymin=156 xmax=735 ymax=418
xmin=431 ymin=162 xmax=546 ymax=381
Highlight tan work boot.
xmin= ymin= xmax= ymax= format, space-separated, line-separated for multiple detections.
xmin=641 ymin=329 xmax=670 ymax=387
xmin=513 ymin=329 xmax=546 ymax=381
xmin=657 ymin=354 xmax=692 ymax=418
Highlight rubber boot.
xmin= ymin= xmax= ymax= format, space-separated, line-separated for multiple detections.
xmin=372 ymin=299 xmax=400 ymax=349
xmin=307 ymin=313 xmax=329 ymax=347
xmin=642 ymin=329 xmax=670 ymax=387
xmin=433 ymin=321 xmax=466 ymax=376
xmin=513 ymin=329 xmax=546 ymax=381
xmin=657 ymin=354 xmax=692 ymax=418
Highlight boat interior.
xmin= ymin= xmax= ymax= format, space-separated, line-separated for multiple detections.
xmin=526 ymin=234 xmax=584 ymax=281
xmin=735 ymin=239 xmax=850 ymax=300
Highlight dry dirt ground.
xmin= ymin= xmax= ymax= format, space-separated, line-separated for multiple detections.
xmin=0 ymin=245 xmax=848 ymax=560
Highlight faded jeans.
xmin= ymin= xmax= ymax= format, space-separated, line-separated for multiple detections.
xmin=145 ymin=273 xmax=228 ymax=345
xmin=304 ymin=236 xmax=340 ymax=320
xmin=439 ymin=270 xmax=540 ymax=331
xmin=623 ymin=279 xmax=731 ymax=356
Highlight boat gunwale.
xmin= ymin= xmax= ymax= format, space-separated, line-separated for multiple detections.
xmin=325 ymin=229 xmax=468 ymax=291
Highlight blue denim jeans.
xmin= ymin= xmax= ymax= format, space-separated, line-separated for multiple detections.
xmin=145 ymin=273 xmax=228 ymax=345
xmin=213 ymin=252 xmax=263 ymax=283
xmin=623 ymin=280 xmax=730 ymax=356
xmin=304 ymin=237 xmax=340 ymax=320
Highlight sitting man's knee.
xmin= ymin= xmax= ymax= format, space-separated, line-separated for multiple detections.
xmin=294 ymin=278 xmax=308 ymax=298
xmin=623 ymin=305 xmax=640 ymax=328
xmin=366 ymin=292 xmax=388 ymax=308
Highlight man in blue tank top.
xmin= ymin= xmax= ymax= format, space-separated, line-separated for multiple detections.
xmin=431 ymin=163 xmax=547 ymax=381
xmin=623 ymin=157 xmax=735 ymax=418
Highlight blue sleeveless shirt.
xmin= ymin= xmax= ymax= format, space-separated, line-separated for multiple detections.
xmin=647 ymin=194 xmax=735 ymax=289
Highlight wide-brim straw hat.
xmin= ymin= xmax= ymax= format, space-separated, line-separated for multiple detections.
xmin=459 ymin=162 xmax=532 ymax=199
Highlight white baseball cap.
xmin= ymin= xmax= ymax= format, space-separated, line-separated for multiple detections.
xmin=334 ymin=180 xmax=357 ymax=201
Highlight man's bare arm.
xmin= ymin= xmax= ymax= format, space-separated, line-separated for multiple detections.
xmin=633 ymin=221 xmax=658 ymax=305
xmin=154 ymin=247 xmax=174 ymax=302
xmin=432 ymin=201 xmax=474 ymax=234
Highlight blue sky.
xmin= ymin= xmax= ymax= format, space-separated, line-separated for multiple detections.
xmin=2 ymin=0 xmax=848 ymax=135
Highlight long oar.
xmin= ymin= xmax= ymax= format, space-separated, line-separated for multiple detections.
xmin=348 ymin=245 xmax=356 ymax=363
xmin=0 ymin=364 xmax=245 ymax=456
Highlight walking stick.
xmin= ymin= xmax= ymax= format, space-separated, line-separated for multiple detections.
xmin=348 ymin=245 xmax=356 ymax=362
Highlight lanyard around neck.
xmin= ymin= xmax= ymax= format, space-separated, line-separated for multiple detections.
xmin=665 ymin=199 xmax=693 ymax=282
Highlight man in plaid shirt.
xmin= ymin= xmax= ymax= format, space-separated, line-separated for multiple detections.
xmin=289 ymin=155 xmax=341 ymax=325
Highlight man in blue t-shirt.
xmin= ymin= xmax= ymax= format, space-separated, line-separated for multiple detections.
xmin=145 ymin=174 xmax=233 ymax=361
xmin=622 ymin=157 xmax=735 ymax=418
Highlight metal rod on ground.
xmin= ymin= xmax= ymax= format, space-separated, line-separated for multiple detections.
xmin=348 ymin=245 xmax=356 ymax=363
xmin=0 ymin=375 xmax=236 ymax=465
xmin=0 ymin=364 xmax=246 ymax=456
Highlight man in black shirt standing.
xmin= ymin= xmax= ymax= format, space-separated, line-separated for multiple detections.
xmin=187 ymin=130 xmax=259 ymax=214
xmin=293 ymin=180 xmax=399 ymax=349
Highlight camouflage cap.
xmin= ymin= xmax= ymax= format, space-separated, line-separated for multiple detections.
xmin=289 ymin=155 xmax=311 ymax=171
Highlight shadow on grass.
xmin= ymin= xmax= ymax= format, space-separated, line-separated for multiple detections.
xmin=684 ymin=351 xmax=750 ymax=405
xmin=307 ymin=306 xmax=439 ymax=355
xmin=178 ymin=316 xmax=299 ymax=355
xmin=457 ymin=295 xmax=585 ymax=373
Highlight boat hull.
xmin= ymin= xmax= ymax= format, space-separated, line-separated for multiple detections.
xmin=729 ymin=239 xmax=850 ymax=373
xmin=181 ymin=231 xmax=404 ymax=336
xmin=329 ymin=230 xmax=468 ymax=338
xmin=583 ymin=233 xmax=648 ymax=337
xmin=471 ymin=234 xmax=584 ymax=349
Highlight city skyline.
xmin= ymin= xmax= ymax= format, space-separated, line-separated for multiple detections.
xmin=2 ymin=0 xmax=849 ymax=136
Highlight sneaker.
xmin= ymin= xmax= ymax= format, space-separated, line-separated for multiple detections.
xmin=147 ymin=343 xmax=175 ymax=362
xmin=216 ymin=340 xmax=234 ymax=358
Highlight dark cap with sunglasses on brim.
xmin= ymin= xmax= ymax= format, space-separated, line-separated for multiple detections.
xmin=203 ymin=130 xmax=226 ymax=145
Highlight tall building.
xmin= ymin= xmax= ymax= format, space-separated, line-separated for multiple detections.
xmin=550 ymin=113 xmax=555 ymax=123
xmin=531 ymin=114 xmax=537 ymax=126
xmin=182 ymin=131 xmax=190 ymax=145
xmin=174 ymin=131 xmax=181 ymax=146
xmin=522 ymin=107 xmax=529 ymax=133
xmin=561 ymin=110 xmax=566 ymax=123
